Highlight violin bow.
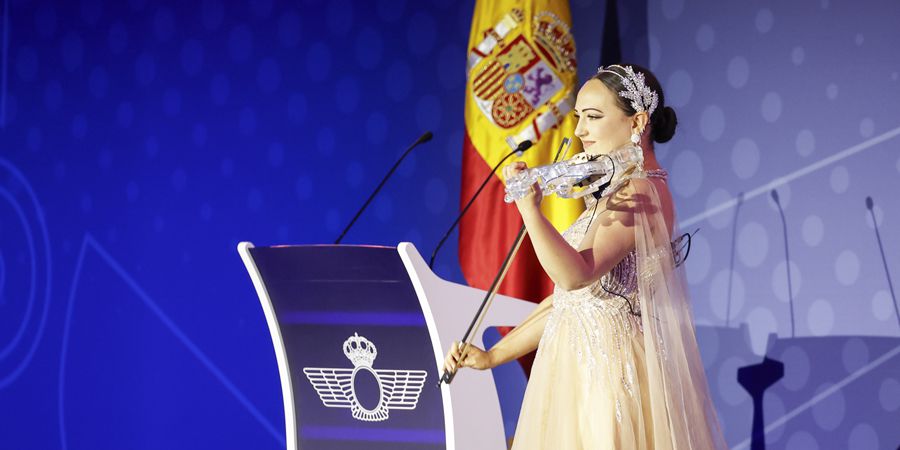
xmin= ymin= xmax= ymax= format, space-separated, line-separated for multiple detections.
xmin=438 ymin=138 xmax=572 ymax=386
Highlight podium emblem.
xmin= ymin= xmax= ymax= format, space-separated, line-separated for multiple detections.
xmin=303 ymin=333 xmax=428 ymax=422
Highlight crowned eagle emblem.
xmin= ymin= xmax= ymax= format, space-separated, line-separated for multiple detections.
xmin=303 ymin=333 xmax=428 ymax=422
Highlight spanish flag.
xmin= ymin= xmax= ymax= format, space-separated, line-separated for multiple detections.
xmin=460 ymin=2 xmax=583 ymax=323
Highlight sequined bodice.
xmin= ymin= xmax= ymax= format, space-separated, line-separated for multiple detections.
xmin=552 ymin=202 xmax=640 ymax=314
xmin=551 ymin=170 xmax=667 ymax=315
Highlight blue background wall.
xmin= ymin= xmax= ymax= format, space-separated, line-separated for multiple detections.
xmin=1 ymin=0 xmax=898 ymax=449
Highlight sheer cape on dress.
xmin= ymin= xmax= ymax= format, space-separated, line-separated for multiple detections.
xmin=505 ymin=174 xmax=727 ymax=449
xmin=631 ymin=176 xmax=727 ymax=449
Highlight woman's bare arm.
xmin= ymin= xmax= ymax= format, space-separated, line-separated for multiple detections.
xmin=486 ymin=294 xmax=554 ymax=368
xmin=519 ymin=183 xmax=639 ymax=291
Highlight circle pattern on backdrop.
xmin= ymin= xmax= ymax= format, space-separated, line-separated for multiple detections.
xmin=755 ymin=9 xmax=774 ymax=33
xmin=829 ymin=166 xmax=849 ymax=193
xmin=879 ymin=378 xmax=900 ymax=412
xmin=661 ymin=0 xmax=684 ymax=21
xmin=801 ymin=215 xmax=824 ymax=247
xmin=847 ymin=423 xmax=879 ymax=450
xmin=731 ymin=138 xmax=759 ymax=179
xmin=737 ymin=222 xmax=768 ymax=267
xmin=795 ymin=129 xmax=815 ymax=156
xmin=761 ymin=92 xmax=782 ymax=122
xmin=780 ymin=345 xmax=810 ymax=391
xmin=695 ymin=24 xmax=715 ymax=52
xmin=786 ymin=431 xmax=819 ymax=450
xmin=807 ymin=299 xmax=834 ymax=336
xmin=726 ymin=57 xmax=749 ymax=89
xmin=834 ymin=250 xmax=860 ymax=286
xmin=871 ymin=290 xmax=894 ymax=321
xmin=811 ymin=382 xmax=845 ymax=430
xmin=771 ymin=261 xmax=802 ymax=303
xmin=791 ymin=46 xmax=805 ymax=65
xmin=841 ymin=337 xmax=869 ymax=374
xmin=699 ymin=106 xmax=725 ymax=142
xmin=704 ymin=188 xmax=734 ymax=230
xmin=859 ymin=117 xmax=874 ymax=138
xmin=670 ymin=150 xmax=703 ymax=197
xmin=666 ymin=70 xmax=693 ymax=107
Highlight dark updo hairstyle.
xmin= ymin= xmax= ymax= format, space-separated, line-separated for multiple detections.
xmin=592 ymin=64 xmax=678 ymax=144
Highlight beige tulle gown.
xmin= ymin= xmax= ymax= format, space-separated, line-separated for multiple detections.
xmin=510 ymin=172 xmax=727 ymax=449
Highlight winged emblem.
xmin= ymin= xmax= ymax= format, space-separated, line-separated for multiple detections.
xmin=303 ymin=333 xmax=428 ymax=421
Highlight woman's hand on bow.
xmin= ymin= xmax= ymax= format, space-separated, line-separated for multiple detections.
xmin=443 ymin=341 xmax=493 ymax=374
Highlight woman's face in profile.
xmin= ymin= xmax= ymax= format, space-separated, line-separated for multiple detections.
xmin=573 ymin=79 xmax=633 ymax=156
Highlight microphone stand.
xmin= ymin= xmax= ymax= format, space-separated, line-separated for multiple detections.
xmin=866 ymin=196 xmax=900 ymax=330
xmin=771 ymin=189 xmax=795 ymax=338
xmin=725 ymin=192 xmax=744 ymax=328
xmin=439 ymin=138 xmax=572 ymax=386
xmin=334 ymin=131 xmax=433 ymax=244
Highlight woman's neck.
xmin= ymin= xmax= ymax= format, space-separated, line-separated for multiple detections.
xmin=641 ymin=145 xmax=662 ymax=171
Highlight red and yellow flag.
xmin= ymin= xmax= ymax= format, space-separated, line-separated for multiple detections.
xmin=460 ymin=2 xmax=583 ymax=306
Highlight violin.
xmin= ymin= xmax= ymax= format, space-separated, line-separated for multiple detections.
xmin=504 ymin=144 xmax=644 ymax=202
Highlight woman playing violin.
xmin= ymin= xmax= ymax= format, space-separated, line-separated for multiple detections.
xmin=444 ymin=64 xmax=727 ymax=449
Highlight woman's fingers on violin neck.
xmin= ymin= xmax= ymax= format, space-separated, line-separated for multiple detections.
xmin=504 ymin=162 xmax=526 ymax=176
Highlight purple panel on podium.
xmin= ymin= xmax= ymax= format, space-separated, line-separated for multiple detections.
xmin=249 ymin=245 xmax=445 ymax=450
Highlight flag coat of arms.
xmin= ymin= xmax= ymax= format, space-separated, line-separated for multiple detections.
xmin=459 ymin=0 xmax=584 ymax=313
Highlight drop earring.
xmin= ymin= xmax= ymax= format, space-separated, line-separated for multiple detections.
xmin=631 ymin=132 xmax=640 ymax=145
